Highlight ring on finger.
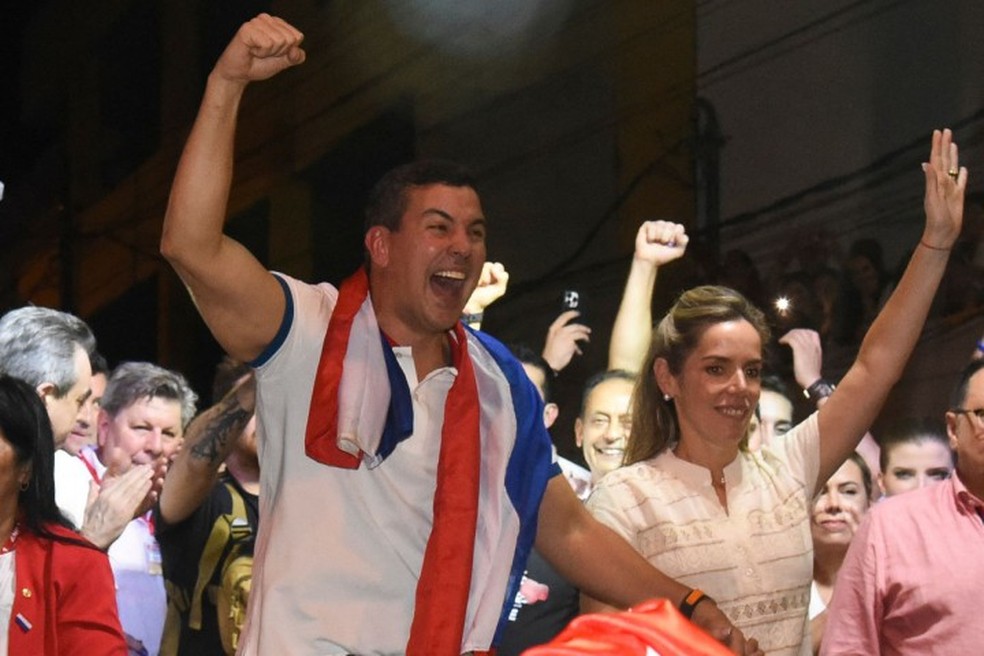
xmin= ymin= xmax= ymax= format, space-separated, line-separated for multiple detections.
xmin=948 ymin=168 xmax=959 ymax=180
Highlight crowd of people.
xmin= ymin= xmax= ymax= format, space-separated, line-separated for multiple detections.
xmin=714 ymin=200 xmax=984 ymax=355
xmin=0 ymin=12 xmax=982 ymax=656
xmin=0 ymin=305 xmax=259 ymax=655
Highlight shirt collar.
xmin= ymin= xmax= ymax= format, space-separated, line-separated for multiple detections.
xmin=951 ymin=471 xmax=984 ymax=516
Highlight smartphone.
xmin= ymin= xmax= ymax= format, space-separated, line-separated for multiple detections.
xmin=561 ymin=289 xmax=588 ymax=325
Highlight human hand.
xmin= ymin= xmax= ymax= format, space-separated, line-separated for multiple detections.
xmin=778 ymin=328 xmax=823 ymax=390
xmin=542 ymin=310 xmax=591 ymax=373
xmin=634 ymin=220 xmax=689 ymax=267
xmin=463 ymin=261 xmax=510 ymax=315
xmin=921 ymin=128 xmax=966 ymax=250
xmin=81 ymin=465 xmax=155 ymax=549
xmin=214 ymin=13 xmax=306 ymax=85
xmin=691 ymin=600 xmax=761 ymax=655
xmin=743 ymin=637 xmax=764 ymax=656
xmin=143 ymin=458 xmax=169 ymax=516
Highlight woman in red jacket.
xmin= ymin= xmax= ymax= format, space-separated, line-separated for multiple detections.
xmin=0 ymin=374 xmax=127 ymax=655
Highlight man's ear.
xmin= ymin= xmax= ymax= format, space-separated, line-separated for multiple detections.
xmin=574 ymin=417 xmax=584 ymax=448
xmin=96 ymin=408 xmax=111 ymax=449
xmin=35 ymin=382 xmax=58 ymax=405
xmin=876 ymin=471 xmax=887 ymax=497
xmin=543 ymin=402 xmax=559 ymax=429
xmin=653 ymin=358 xmax=679 ymax=399
xmin=945 ymin=411 xmax=959 ymax=451
xmin=364 ymin=226 xmax=391 ymax=268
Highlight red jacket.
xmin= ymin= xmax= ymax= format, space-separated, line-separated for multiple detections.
xmin=8 ymin=523 xmax=127 ymax=655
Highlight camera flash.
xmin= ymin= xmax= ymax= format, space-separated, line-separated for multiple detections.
xmin=774 ymin=296 xmax=791 ymax=315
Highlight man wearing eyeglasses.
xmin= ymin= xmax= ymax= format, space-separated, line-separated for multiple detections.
xmin=821 ymin=359 xmax=984 ymax=655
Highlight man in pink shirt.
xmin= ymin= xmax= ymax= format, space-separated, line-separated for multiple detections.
xmin=822 ymin=359 xmax=984 ymax=655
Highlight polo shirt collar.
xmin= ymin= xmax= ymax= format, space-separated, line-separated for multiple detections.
xmin=951 ymin=471 xmax=984 ymax=517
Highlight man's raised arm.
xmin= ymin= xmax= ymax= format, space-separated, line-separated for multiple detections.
xmin=160 ymin=14 xmax=306 ymax=362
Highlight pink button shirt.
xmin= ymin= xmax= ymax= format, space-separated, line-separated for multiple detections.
xmin=822 ymin=473 xmax=984 ymax=655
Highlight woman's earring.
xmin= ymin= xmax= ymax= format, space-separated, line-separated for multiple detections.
xmin=663 ymin=393 xmax=672 ymax=401
xmin=18 ymin=481 xmax=28 ymax=492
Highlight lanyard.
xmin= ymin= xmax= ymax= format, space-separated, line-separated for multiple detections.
xmin=78 ymin=452 xmax=101 ymax=485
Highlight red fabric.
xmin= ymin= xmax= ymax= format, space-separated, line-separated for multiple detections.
xmin=302 ymin=267 xmax=482 ymax=653
xmin=303 ymin=267 xmax=370 ymax=469
xmin=406 ymin=321 xmax=481 ymax=655
xmin=8 ymin=523 xmax=127 ymax=655
xmin=522 ymin=598 xmax=733 ymax=656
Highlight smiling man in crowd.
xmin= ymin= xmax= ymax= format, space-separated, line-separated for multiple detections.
xmin=57 ymin=362 xmax=197 ymax=656
xmin=575 ymin=371 xmax=636 ymax=486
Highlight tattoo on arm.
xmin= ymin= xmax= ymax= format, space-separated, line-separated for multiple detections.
xmin=189 ymin=404 xmax=251 ymax=465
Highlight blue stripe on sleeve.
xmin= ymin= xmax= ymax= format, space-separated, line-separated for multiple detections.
xmin=248 ymin=274 xmax=294 ymax=368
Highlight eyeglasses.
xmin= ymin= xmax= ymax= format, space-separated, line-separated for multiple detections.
xmin=950 ymin=408 xmax=984 ymax=424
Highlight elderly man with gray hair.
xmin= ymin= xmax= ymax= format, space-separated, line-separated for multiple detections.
xmin=0 ymin=307 xmax=140 ymax=541
xmin=0 ymin=306 xmax=95 ymax=445
xmin=57 ymin=361 xmax=197 ymax=656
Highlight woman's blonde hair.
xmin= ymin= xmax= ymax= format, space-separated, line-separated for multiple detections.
xmin=624 ymin=285 xmax=771 ymax=465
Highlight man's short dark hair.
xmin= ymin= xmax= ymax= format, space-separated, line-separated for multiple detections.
xmin=364 ymin=159 xmax=477 ymax=233
xmin=212 ymin=356 xmax=252 ymax=404
xmin=580 ymin=370 xmax=636 ymax=418
xmin=90 ymin=351 xmax=110 ymax=376
xmin=949 ymin=360 xmax=984 ymax=410
xmin=509 ymin=343 xmax=552 ymax=402
xmin=760 ymin=374 xmax=790 ymax=401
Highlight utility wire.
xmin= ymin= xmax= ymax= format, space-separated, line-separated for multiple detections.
xmin=699 ymin=0 xmax=915 ymax=88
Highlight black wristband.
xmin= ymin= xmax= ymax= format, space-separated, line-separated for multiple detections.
xmin=679 ymin=588 xmax=713 ymax=620
xmin=804 ymin=378 xmax=835 ymax=402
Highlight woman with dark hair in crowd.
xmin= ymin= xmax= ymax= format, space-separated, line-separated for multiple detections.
xmin=0 ymin=374 xmax=126 ymax=654
xmin=808 ymin=452 xmax=872 ymax=654
xmin=582 ymin=129 xmax=966 ymax=655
